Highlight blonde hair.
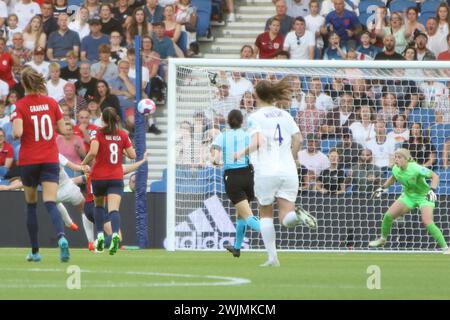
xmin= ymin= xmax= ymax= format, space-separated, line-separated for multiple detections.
xmin=20 ymin=67 xmax=47 ymax=94
xmin=255 ymin=77 xmax=292 ymax=107
xmin=394 ymin=148 xmax=412 ymax=161
xmin=49 ymin=62 xmax=61 ymax=71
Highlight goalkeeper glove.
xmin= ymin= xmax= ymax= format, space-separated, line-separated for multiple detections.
xmin=371 ymin=187 xmax=387 ymax=199
xmin=427 ymin=188 xmax=437 ymax=203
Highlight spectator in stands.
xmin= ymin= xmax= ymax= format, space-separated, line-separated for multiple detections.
xmin=351 ymin=78 xmax=371 ymax=108
xmin=349 ymin=105 xmax=376 ymax=147
xmin=124 ymin=173 xmax=137 ymax=192
xmin=376 ymin=11 xmax=409 ymax=55
xmin=228 ymin=72 xmax=253 ymax=102
xmin=284 ymin=16 xmax=315 ymax=60
xmin=210 ymin=77 xmax=240 ymax=127
xmin=176 ymin=0 xmax=197 ymax=42
xmin=376 ymin=91 xmax=399 ymax=129
xmin=426 ymin=17 xmax=448 ymax=58
xmin=316 ymin=148 xmax=346 ymax=195
xmin=240 ymin=44 xmax=255 ymax=59
xmin=324 ymin=75 xmax=351 ymax=101
xmin=403 ymin=46 xmax=417 ymax=60
xmin=58 ymin=82 xmax=87 ymax=120
xmin=402 ymin=122 xmax=436 ymax=168
xmin=54 ymin=0 xmax=69 ymax=18
xmin=60 ymin=103 xmax=73 ymax=123
xmin=84 ymin=0 xmax=100 ymax=18
xmin=0 ymin=101 xmax=9 ymax=128
xmin=366 ymin=120 xmax=397 ymax=171
xmin=110 ymin=31 xmax=128 ymax=65
xmin=436 ymin=2 xmax=450 ymax=38
xmin=100 ymin=3 xmax=123 ymax=35
xmin=309 ymin=77 xmax=334 ymax=112
xmin=298 ymin=133 xmax=330 ymax=191
xmin=435 ymin=81 xmax=450 ymax=123
xmin=75 ymin=62 xmax=98 ymax=100
xmin=323 ymin=32 xmax=347 ymax=60
xmin=110 ymin=59 xmax=136 ymax=130
xmin=60 ymin=51 xmax=80 ymax=83
xmin=126 ymin=7 xmax=152 ymax=46
xmin=68 ymin=6 xmax=90 ymax=41
xmin=404 ymin=7 xmax=425 ymax=43
xmin=56 ymin=121 xmax=86 ymax=165
xmin=256 ymin=17 xmax=284 ymax=59
xmin=321 ymin=91 xmax=355 ymax=139
xmin=144 ymin=0 xmax=164 ymax=24
xmin=265 ymin=0 xmax=294 ymax=37
xmin=0 ymin=79 xmax=8 ymax=102
xmin=90 ymin=44 xmax=119 ymax=83
xmin=176 ymin=121 xmax=194 ymax=165
xmin=335 ymin=129 xmax=362 ymax=169
xmin=163 ymin=5 xmax=186 ymax=55
xmin=141 ymin=34 xmax=161 ymax=82
xmin=93 ymin=79 xmax=121 ymax=117
xmin=443 ymin=139 xmax=450 ymax=168
xmin=81 ymin=17 xmax=110 ymax=63
xmin=375 ymin=35 xmax=406 ymax=61
xmin=73 ymin=108 xmax=98 ymax=151
xmin=192 ymin=111 xmax=210 ymax=143
xmin=112 ymin=0 xmax=134 ymax=28
xmin=319 ymin=0 xmax=359 ymax=17
xmin=349 ymin=148 xmax=383 ymax=194
xmin=41 ymin=1 xmax=58 ymax=37
xmin=296 ymin=91 xmax=324 ymax=137
xmin=8 ymin=32 xmax=31 ymax=81
xmin=126 ymin=48 xmax=151 ymax=97
xmin=288 ymin=74 xmax=305 ymax=111
xmin=387 ymin=114 xmax=410 ymax=146
xmin=46 ymin=62 xmax=67 ymax=101
xmin=414 ymin=32 xmax=436 ymax=61
xmin=239 ymin=91 xmax=256 ymax=122
xmin=15 ymin=0 xmax=41 ymax=30
xmin=152 ymin=22 xmax=178 ymax=79
xmin=22 ymin=15 xmax=46 ymax=52
xmin=356 ymin=31 xmax=380 ymax=60
xmin=0 ymin=127 xmax=14 ymax=179
xmin=47 ymin=13 xmax=81 ymax=63
xmin=25 ymin=47 xmax=49 ymax=79
xmin=285 ymin=0 xmax=310 ymax=18
xmin=321 ymin=0 xmax=361 ymax=50
xmin=437 ymin=34 xmax=450 ymax=60
xmin=5 ymin=15 xmax=22 ymax=48
xmin=381 ymin=70 xmax=419 ymax=113
xmin=4 ymin=90 xmax=20 ymax=117
xmin=87 ymin=99 xmax=102 ymax=127
xmin=305 ymin=0 xmax=324 ymax=57
xmin=419 ymin=75 xmax=448 ymax=108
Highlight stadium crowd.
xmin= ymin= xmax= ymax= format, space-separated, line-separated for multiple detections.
xmin=0 ymin=0 xmax=450 ymax=194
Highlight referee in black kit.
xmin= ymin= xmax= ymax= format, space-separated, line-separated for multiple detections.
xmin=211 ymin=109 xmax=261 ymax=258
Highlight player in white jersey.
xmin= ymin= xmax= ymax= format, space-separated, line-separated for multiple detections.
xmin=235 ymin=78 xmax=317 ymax=267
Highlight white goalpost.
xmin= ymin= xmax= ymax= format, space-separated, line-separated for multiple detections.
xmin=166 ymin=59 xmax=450 ymax=252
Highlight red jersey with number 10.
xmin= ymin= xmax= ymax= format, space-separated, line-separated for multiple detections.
xmin=90 ymin=129 xmax=132 ymax=180
xmin=10 ymin=94 xmax=63 ymax=165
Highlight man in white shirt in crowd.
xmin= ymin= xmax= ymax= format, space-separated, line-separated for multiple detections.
xmin=309 ymin=77 xmax=334 ymax=112
xmin=284 ymin=16 xmax=315 ymax=60
xmin=365 ymin=120 xmax=397 ymax=172
xmin=426 ymin=17 xmax=448 ymax=58
xmin=14 ymin=0 xmax=41 ymax=30
xmin=228 ymin=71 xmax=253 ymax=101
xmin=25 ymin=47 xmax=50 ymax=79
xmin=0 ymin=79 xmax=8 ymax=101
xmin=305 ymin=0 xmax=324 ymax=56
xmin=0 ymin=0 xmax=7 ymax=30
xmin=285 ymin=0 xmax=310 ymax=18
xmin=46 ymin=62 xmax=67 ymax=101
xmin=298 ymin=133 xmax=330 ymax=190
xmin=209 ymin=78 xmax=240 ymax=126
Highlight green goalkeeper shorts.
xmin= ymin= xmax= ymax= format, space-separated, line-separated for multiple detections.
xmin=398 ymin=193 xmax=435 ymax=210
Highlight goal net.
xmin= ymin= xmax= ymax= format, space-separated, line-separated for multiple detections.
xmin=166 ymin=59 xmax=450 ymax=252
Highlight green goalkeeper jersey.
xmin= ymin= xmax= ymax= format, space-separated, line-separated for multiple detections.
xmin=392 ymin=162 xmax=433 ymax=197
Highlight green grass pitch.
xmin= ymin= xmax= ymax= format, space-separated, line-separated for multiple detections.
xmin=0 ymin=248 xmax=449 ymax=299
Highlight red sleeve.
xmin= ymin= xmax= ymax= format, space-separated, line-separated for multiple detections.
xmin=53 ymin=100 xmax=63 ymax=122
xmin=90 ymin=129 xmax=99 ymax=143
xmin=122 ymin=130 xmax=132 ymax=149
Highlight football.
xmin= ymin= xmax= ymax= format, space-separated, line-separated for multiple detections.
xmin=137 ymin=98 xmax=156 ymax=114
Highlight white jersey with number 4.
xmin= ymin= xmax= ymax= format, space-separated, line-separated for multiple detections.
xmin=247 ymin=106 xmax=300 ymax=177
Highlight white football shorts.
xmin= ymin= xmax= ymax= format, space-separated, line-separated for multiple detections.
xmin=57 ymin=181 xmax=84 ymax=206
xmin=254 ymin=174 xmax=299 ymax=206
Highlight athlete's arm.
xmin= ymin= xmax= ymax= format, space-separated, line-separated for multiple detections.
xmin=430 ymin=171 xmax=439 ymax=190
xmin=234 ymin=132 xmax=263 ymax=161
xmin=71 ymin=175 xmax=84 ymax=185
xmin=56 ymin=118 xmax=67 ymax=135
xmin=381 ymin=175 xmax=396 ymax=189
xmin=210 ymin=147 xmax=221 ymax=166
xmin=12 ymin=119 xmax=23 ymax=139
xmin=0 ymin=179 xmax=24 ymax=191
xmin=123 ymin=151 xmax=148 ymax=174
xmin=82 ymin=140 xmax=99 ymax=166
xmin=64 ymin=158 xmax=89 ymax=173
xmin=124 ymin=146 xmax=136 ymax=160
xmin=291 ymin=132 xmax=302 ymax=161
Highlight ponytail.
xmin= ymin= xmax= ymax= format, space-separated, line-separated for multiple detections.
xmin=255 ymin=77 xmax=292 ymax=107
xmin=20 ymin=67 xmax=47 ymax=95
xmin=101 ymin=107 xmax=120 ymax=135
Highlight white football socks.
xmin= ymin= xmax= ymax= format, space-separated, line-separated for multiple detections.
xmin=57 ymin=203 xmax=73 ymax=227
xmin=282 ymin=211 xmax=298 ymax=228
xmin=81 ymin=213 xmax=94 ymax=242
xmin=260 ymin=218 xmax=277 ymax=261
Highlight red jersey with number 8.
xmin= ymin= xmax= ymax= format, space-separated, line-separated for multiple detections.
xmin=10 ymin=94 xmax=63 ymax=165
xmin=90 ymin=129 xmax=132 ymax=180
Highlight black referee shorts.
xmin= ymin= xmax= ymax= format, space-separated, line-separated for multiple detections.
xmin=223 ymin=166 xmax=255 ymax=205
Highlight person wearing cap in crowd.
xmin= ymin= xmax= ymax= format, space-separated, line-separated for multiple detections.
xmin=414 ymin=32 xmax=436 ymax=61
xmin=60 ymin=50 xmax=80 ymax=83
xmin=25 ymin=46 xmax=50 ymax=79
xmin=80 ymin=17 xmax=110 ymax=63
xmin=210 ymin=77 xmax=240 ymax=127
xmin=369 ymin=148 xmax=450 ymax=254
xmin=47 ymin=13 xmax=81 ymax=63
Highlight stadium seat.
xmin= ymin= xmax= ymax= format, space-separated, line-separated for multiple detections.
xmin=177 ymin=31 xmax=189 ymax=54
xmin=430 ymin=124 xmax=450 ymax=144
xmin=407 ymin=108 xmax=436 ymax=129
xmin=359 ymin=0 xmax=384 ymax=16
xmin=418 ymin=12 xmax=435 ymax=27
xmin=389 ymin=0 xmax=416 ymax=14
xmin=358 ymin=13 xmax=376 ymax=28
xmin=150 ymin=169 xmax=167 ymax=192
xmin=420 ymin=0 xmax=441 ymax=14
xmin=320 ymin=139 xmax=340 ymax=154
xmin=436 ymin=169 xmax=450 ymax=195
xmin=192 ymin=0 xmax=212 ymax=37
xmin=388 ymin=183 xmax=403 ymax=194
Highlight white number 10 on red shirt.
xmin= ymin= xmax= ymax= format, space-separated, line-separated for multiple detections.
xmin=31 ymin=114 xmax=53 ymax=142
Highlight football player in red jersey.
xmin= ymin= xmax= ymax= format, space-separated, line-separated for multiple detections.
xmin=11 ymin=67 xmax=70 ymax=263
xmin=82 ymin=107 xmax=136 ymax=255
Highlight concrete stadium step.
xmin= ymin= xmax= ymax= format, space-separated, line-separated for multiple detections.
xmin=223 ymin=21 xmax=266 ymax=29
xmin=203 ymin=53 xmax=240 ymax=59
xmin=234 ymin=13 xmax=272 ymax=20
xmin=214 ymin=37 xmax=258 ymax=43
xmin=237 ymin=5 xmax=275 ymax=13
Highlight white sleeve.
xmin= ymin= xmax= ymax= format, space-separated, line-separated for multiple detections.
xmin=59 ymin=154 xmax=69 ymax=167
xmin=247 ymin=114 xmax=262 ymax=136
xmin=287 ymin=112 xmax=300 ymax=135
xmin=307 ymin=31 xmax=315 ymax=47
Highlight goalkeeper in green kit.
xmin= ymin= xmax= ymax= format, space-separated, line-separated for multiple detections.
xmin=369 ymin=148 xmax=450 ymax=253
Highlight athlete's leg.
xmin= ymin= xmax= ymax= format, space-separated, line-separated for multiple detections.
xmin=259 ymin=204 xmax=279 ymax=266
xmin=23 ymin=186 xmax=40 ymax=259
xmin=56 ymin=202 xmax=76 ymax=229
xmin=107 ymin=193 xmax=122 ymax=255
xmin=421 ymin=206 xmax=448 ymax=250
